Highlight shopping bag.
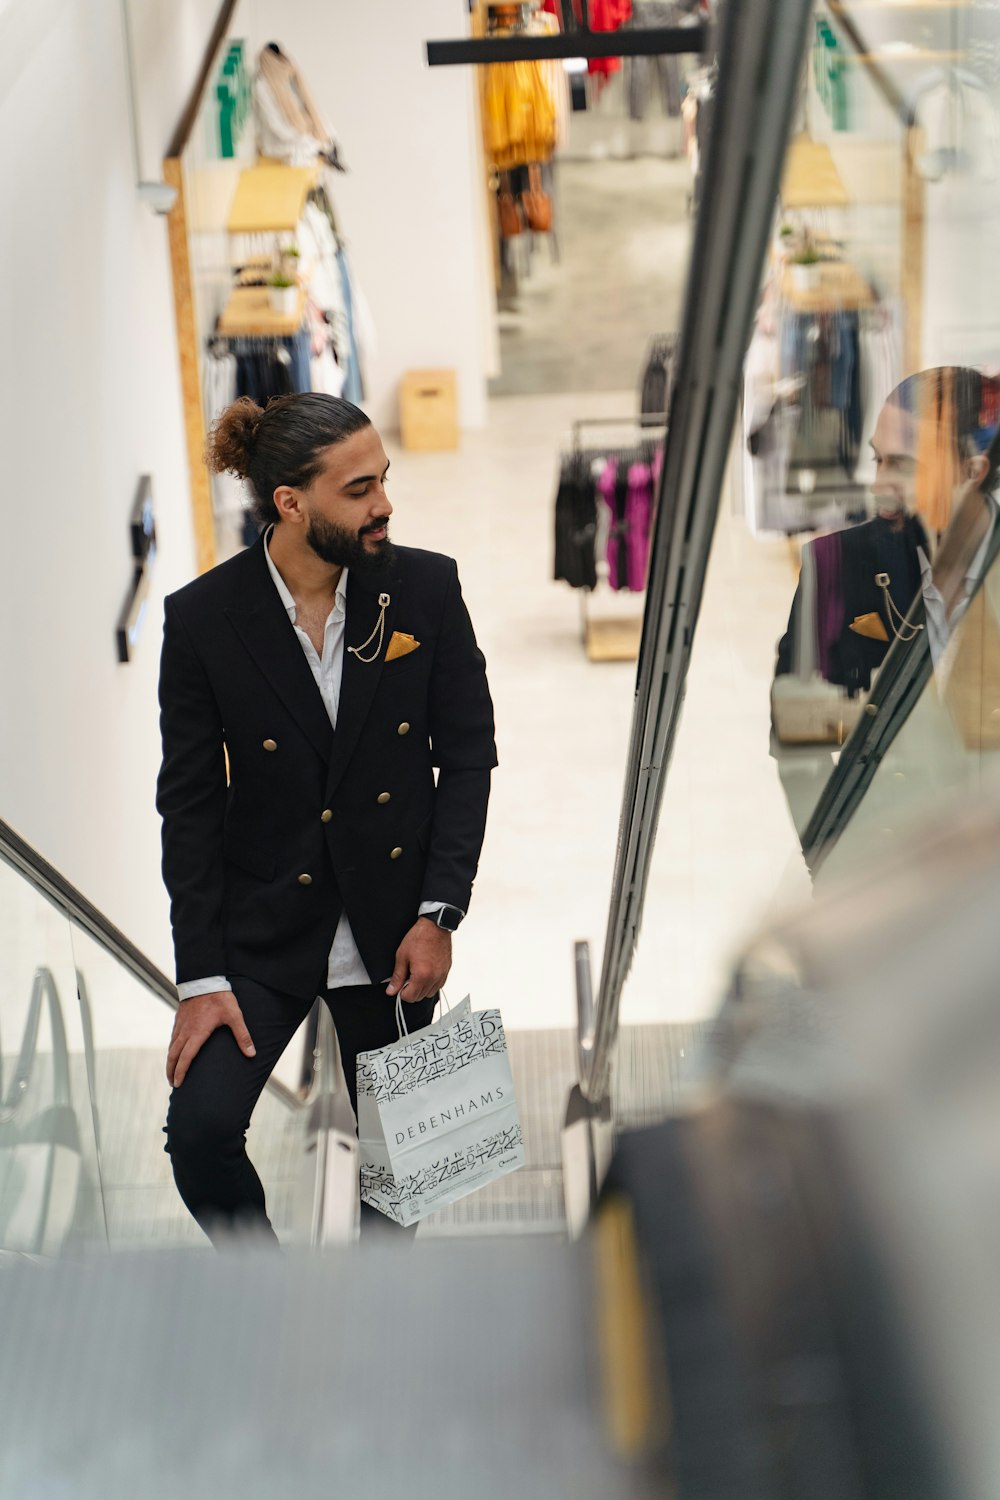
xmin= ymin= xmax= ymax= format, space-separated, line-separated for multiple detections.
xmin=357 ymin=996 xmax=524 ymax=1227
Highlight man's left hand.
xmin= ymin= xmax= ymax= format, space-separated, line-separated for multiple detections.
xmin=386 ymin=919 xmax=452 ymax=1003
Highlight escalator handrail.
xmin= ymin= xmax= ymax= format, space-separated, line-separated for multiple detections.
xmin=0 ymin=815 xmax=305 ymax=1111
xmin=580 ymin=0 xmax=815 ymax=1106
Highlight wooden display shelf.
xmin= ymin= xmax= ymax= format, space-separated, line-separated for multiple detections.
xmin=227 ymin=163 xmax=318 ymax=235
xmin=780 ymin=258 xmax=875 ymax=312
xmin=781 ymin=137 xmax=850 ymax=209
xmin=217 ymin=285 xmax=306 ymax=337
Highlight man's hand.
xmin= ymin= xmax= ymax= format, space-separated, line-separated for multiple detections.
xmin=166 ymin=990 xmax=256 ymax=1088
xmin=386 ymin=920 xmax=452 ymax=1003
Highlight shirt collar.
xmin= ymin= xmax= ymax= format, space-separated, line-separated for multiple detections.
xmin=263 ymin=525 xmax=349 ymax=621
xmin=917 ymin=492 xmax=998 ymax=594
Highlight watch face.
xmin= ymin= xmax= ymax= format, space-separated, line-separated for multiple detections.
xmin=438 ymin=905 xmax=462 ymax=932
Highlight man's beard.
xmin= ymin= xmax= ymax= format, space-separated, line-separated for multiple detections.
xmin=305 ymin=513 xmax=393 ymax=573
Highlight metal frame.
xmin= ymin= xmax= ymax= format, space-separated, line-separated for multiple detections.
xmin=580 ymin=0 xmax=815 ymax=1106
xmin=427 ymin=26 xmax=706 ymax=65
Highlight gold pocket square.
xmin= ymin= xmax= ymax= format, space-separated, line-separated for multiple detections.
xmin=849 ymin=612 xmax=889 ymax=643
xmin=385 ymin=631 xmax=421 ymax=663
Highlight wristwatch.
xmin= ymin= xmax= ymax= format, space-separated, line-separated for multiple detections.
xmin=427 ymin=904 xmax=464 ymax=932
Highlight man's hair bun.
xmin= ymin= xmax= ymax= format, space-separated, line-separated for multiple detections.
xmin=205 ymin=397 xmax=264 ymax=480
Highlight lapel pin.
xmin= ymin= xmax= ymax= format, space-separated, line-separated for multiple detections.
xmin=348 ymin=593 xmax=391 ymax=664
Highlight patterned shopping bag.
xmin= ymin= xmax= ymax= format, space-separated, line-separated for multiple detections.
xmin=357 ymin=997 xmax=524 ymax=1227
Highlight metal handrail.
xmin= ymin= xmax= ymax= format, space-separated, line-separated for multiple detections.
xmin=0 ymin=968 xmax=71 ymax=1126
xmin=578 ymin=0 xmax=815 ymax=1105
xmin=0 ymin=815 xmax=304 ymax=1112
xmin=0 ymin=818 xmax=355 ymax=1243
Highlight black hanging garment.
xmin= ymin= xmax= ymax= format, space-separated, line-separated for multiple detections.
xmin=640 ymin=333 xmax=677 ymax=420
xmin=554 ymin=453 xmax=598 ymax=590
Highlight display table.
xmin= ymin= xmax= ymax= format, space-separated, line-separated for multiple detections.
xmin=217 ymin=285 xmax=306 ymax=338
xmin=780 ymin=258 xmax=875 ymax=314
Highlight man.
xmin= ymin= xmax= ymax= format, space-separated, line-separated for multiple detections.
xmin=157 ymin=392 xmax=497 ymax=1244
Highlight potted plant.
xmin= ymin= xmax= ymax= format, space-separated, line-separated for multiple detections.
xmin=790 ymin=244 xmax=822 ymax=292
xmin=279 ymin=244 xmax=301 ymax=279
xmin=267 ymin=271 xmax=298 ymax=316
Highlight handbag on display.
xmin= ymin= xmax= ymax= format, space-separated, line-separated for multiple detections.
xmin=498 ymin=187 xmax=523 ymax=238
xmin=521 ymin=164 xmax=553 ymax=233
xmin=357 ymin=995 xmax=524 ymax=1227
xmin=0 ymin=968 xmax=83 ymax=1256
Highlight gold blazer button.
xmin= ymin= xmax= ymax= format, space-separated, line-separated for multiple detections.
xmin=297 ymin=873 xmax=313 ymax=886
xmin=262 ymin=739 xmax=278 ymax=752
xmin=389 ymin=847 xmax=403 ymax=860
xmin=397 ymin=722 xmax=410 ymax=736
xmin=377 ymin=792 xmax=391 ymax=805
xmin=320 ymin=809 xmax=333 ymax=823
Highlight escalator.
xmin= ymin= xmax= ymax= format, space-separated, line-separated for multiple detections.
xmin=0 ymin=814 xmax=353 ymax=1256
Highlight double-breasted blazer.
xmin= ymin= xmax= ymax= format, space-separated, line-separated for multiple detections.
xmin=156 ymin=537 xmax=497 ymax=1000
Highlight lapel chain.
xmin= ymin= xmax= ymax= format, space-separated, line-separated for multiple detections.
xmin=875 ymin=573 xmax=924 ymax=642
xmin=347 ymin=592 xmax=391 ymax=664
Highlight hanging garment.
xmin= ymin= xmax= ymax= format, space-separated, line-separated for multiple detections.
xmin=253 ymin=44 xmax=337 ymax=166
xmin=640 ymin=333 xmax=676 ymax=418
xmin=625 ymin=1 xmax=685 ymax=120
xmin=626 ymin=461 xmax=655 ymax=590
xmin=280 ymin=330 xmax=312 ymax=394
xmin=202 ymin=347 xmax=243 ymax=519
xmin=855 ymin=310 xmax=900 ymax=485
xmin=596 ymin=459 xmax=622 ymax=588
xmin=559 ymin=0 xmax=633 ymax=82
xmin=535 ymin=11 xmax=570 ymax=148
xmin=554 ymin=454 xmax=599 ymax=590
xmin=234 ymin=341 xmax=295 ymax=402
xmin=482 ymin=58 xmax=558 ymax=169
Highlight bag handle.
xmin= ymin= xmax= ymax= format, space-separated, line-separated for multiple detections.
xmin=394 ymin=988 xmax=448 ymax=1040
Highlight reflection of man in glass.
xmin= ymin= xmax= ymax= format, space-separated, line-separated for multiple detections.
xmin=771 ymin=368 xmax=1000 ymax=836
xmin=798 ymin=370 xmax=1000 ymax=869
xmin=775 ymin=368 xmax=1000 ymax=703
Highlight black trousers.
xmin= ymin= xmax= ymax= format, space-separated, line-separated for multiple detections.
xmin=164 ymin=977 xmax=436 ymax=1246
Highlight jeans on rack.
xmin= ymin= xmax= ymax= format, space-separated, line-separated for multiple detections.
xmin=281 ymin=329 xmax=312 ymax=394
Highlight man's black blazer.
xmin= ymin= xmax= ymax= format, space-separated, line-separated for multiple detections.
xmin=775 ymin=514 xmax=928 ymax=695
xmin=156 ymin=537 xmax=497 ymax=1000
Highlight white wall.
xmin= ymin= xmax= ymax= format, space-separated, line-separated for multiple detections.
xmin=126 ymin=0 xmax=231 ymax=178
xmin=0 ymin=0 xmax=209 ymax=975
xmin=253 ymin=0 xmax=492 ymax=431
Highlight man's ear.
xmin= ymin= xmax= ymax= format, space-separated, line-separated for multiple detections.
xmin=273 ymin=486 xmax=304 ymax=524
xmin=964 ymin=453 xmax=990 ymax=486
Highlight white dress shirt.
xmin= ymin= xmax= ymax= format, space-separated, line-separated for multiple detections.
xmin=917 ymin=497 xmax=998 ymax=670
xmin=176 ymin=529 xmax=450 ymax=1001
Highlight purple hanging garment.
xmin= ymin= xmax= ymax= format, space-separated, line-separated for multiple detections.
xmin=811 ymin=530 xmax=845 ymax=682
xmin=596 ymin=460 xmax=620 ymax=588
xmin=626 ymin=462 xmax=654 ymax=590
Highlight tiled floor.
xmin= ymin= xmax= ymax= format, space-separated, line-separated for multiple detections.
xmin=491 ymin=157 xmax=692 ymax=397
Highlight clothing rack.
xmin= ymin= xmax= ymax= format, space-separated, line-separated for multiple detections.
xmin=570 ymin=413 xmax=667 ymax=449
xmin=555 ymin=414 xmax=667 ymax=661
